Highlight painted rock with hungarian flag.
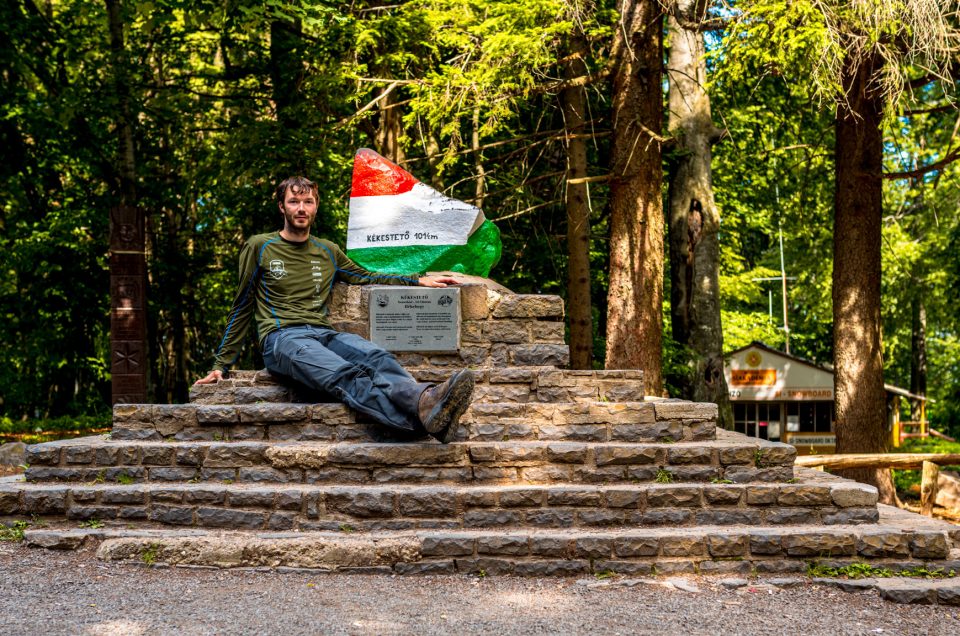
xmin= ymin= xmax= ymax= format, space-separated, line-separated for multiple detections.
xmin=346 ymin=148 xmax=501 ymax=277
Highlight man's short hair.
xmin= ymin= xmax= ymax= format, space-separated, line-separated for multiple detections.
xmin=276 ymin=176 xmax=318 ymax=206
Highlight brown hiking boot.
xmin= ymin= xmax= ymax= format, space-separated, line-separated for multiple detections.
xmin=418 ymin=369 xmax=475 ymax=443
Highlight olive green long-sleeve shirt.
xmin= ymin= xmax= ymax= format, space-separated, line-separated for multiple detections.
xmin=212 ymin=232 xmax=419 ymax=372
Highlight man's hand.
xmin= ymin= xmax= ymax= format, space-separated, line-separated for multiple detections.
xmin=418 ymin=275 xmax=461 ymax=288
xmin=194 ymin=370 xmax=224 ymax=385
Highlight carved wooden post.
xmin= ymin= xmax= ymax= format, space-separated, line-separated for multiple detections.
xmin=110 ymin=205 xmax=147 ymax=404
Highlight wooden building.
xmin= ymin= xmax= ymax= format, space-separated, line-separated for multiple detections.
xmin=723 ymin=342 xmax=927 ymax=455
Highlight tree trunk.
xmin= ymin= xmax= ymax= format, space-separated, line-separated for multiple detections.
xmin=910 ymin=295 xmax=927 ymax=420
xmin=561 ymin=34 xmax=594 ymax=370
xmin=376 ymin=87 xmax=406 ymax=165
xmin=665 ymin=4 xmax=732 ymax=428
xmin=605 ymin=0 xmax=665 ymax=394
xmin=471 ymin=106 xmax=486 ymax=207
xmin=832 ymin=52 xmax=896 ymax=503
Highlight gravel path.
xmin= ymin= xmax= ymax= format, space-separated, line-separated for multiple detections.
xmin=2 ymin=542 xmax=958 ymax=636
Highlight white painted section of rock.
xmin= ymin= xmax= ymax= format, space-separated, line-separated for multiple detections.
xmin=347 ymin=183 xmax=484 ymax=249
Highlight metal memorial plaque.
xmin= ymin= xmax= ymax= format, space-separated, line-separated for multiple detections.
xmin=368 ymin=287 xmax=460 ymax=352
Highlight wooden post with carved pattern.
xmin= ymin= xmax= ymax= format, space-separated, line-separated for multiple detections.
xmin=110 ymin=205 xmax=147 ymax=404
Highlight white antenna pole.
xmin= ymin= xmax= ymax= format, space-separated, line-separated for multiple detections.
xmin=779 ymin=221 xmax=790 ymax=354
xmin=774 ymin=169 xmax=790 ymax=355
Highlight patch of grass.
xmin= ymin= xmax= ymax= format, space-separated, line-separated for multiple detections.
xmin=710 ymin=477 xmax=733 ymax=484
xmin=140 ymin=543 xmax=161 ymax=566
xmin=786 ymin=478 xmax=800 ymax=484
xmin=0 ymin=414 xmax=111 ymax=444
xmin=115 ymin=473 xmax=135 ymax=485
xmin=657 ymin=436 xmax=676 ymax=444
xmin=899 ymin=565 xmax=957 ymax=579
xmin=79 ymin=519 xmax=104 ymax=529
xmin=806 ymin=561 xmax=957 ymax=579
xmin=86 ymin=470 xmax=107 ymax=486
xmin=753 ymin=449 xmax=766 ymax=469
xmin=338 ymin=523 xmax=355 ymax=534
xmin=0 ymin=520 xmax=30 ymax=542
xmin=655 ymin=469 xmax=673 ymax=484
xmin=594 ymin=569 xmax=617 ymax=579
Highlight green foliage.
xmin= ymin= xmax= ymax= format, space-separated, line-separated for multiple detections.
xmin=808 ymin=560 xmax=956 ymax=580
xmin=1 ymin=0 xmax=958 ymax=430
xmin=807 ymin=561 xmax=893 ymax=579
xmin=140 ymin=543 xmax=161 ymax=566
xmin=0 ymin=416 xmax=111 ymax=443
xmin=654 ymin=469 xmax=673 ymax=484
xmin=0 ymin=520 xmax=30 ymax=542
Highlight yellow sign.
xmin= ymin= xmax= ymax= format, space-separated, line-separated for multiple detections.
xmin=730 ymin=369 xmax=777 ymax=386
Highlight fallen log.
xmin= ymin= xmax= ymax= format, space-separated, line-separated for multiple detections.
xmin=930 ymin=428 xmax=957 ymax=442
xmin=794 ymin=453 xmax=960 ymax=470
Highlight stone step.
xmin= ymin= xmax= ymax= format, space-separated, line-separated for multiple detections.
xmin=111 ymin=400 xmax=718 ymax=444
xmin=23 ymin=434 xmax=794 ymax=485
xmin=1 ymin=475 xmax=880 ymax=532
xmin=20 ymin=504 xmax=960 ymax=576
xmin=188 ymin=367 xmax=646 ymax=406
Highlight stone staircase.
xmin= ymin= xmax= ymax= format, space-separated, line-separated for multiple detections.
xmin=3 ymin=286 xmax=959 ymax=576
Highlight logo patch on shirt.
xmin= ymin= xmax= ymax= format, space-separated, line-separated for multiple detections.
xmin=269 ymin=259 xmax=287 ymax=279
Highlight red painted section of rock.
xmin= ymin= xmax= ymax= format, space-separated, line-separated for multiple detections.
xmin=350 ymin=148 xmax=418 ymax=197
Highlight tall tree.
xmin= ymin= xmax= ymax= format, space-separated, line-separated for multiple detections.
xmin=717 ymin=0 xmax=959 ymax=499
xmin=561 ymin=28 xmax=594 ymax=369
xmin=665 ymin=0 xmax=732 ymax=426
xmin=605 ymin=0 xmax=665 ymax=393
xmin=832 ymin=48 xmax=892 ymax=500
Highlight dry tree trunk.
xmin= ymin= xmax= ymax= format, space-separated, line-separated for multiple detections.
xmin=561 ymin=33 xmax=594 ymax=370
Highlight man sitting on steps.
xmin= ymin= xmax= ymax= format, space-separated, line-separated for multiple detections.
xmin=194 ymin=176 xmax=475 ymax=443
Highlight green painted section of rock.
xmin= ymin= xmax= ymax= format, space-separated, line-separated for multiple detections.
xmin=347 ymin=220 xmax=501 ymax=277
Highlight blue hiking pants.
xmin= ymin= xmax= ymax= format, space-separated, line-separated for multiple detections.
xmin=262 ymin=325 xmax=430 ymax=432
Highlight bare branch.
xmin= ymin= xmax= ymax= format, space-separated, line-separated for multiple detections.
xmin=883 ymin=146 xmax=960 ymax=179
xmin=566 ymin=175 xmax=610 ymax=185
xmin=336 ymin=80 xmax=401 ymax=128
xmin=902 ymin=103 xmax=959 ymax=116
xmin=492 ymin=199 xmax=561 ymax=221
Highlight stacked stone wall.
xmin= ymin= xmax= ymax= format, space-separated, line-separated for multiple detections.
xmin=326 ymin=283 xmax=570 ymax=369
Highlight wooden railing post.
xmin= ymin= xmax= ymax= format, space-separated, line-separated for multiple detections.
xmin=920 ymin=460 xmax=940 ymax=517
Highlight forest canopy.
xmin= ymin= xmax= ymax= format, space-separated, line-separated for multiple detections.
xmin=1 ymin=0 xmax=958 ymax=438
